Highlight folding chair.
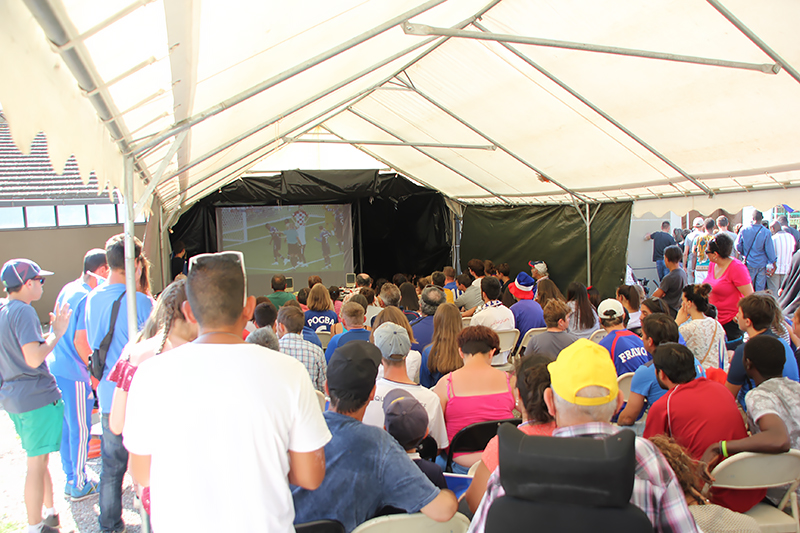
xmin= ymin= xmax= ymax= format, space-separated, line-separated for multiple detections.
xmin=493 ymin=329 xmax=520 ymax=369
xmin=617 ymin=372 xmax=635 ymax=402
xmin=708 ymin=450 xmax=800 ymax=533
xmin=416 ymin=434 xmax=438 ymax=462
xmin=444 ymin=418 xmax=521 ymax=473
xmin=295 ymin=520 xmax=345 ymax=533
xmin=517 ymin=327 xmax=546 ymax=357
xmin=316 ymin=331 xmax=331 ymax=349
xmin=589 ymin=329 xmax=607 ymax=343
xmin=351 ymin=512 xmax=470 ymax=533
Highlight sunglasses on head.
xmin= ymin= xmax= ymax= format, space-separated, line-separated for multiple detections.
xmin=188 ymin=251 xmax=247 ymax=304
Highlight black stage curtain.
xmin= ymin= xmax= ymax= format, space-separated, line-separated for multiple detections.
xmin=460 ymin=202 xmax=632 ymax=299
xmin=169 ymin=170 xmax=452 ymax=281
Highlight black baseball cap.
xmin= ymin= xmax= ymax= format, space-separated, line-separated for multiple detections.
xmin=327 ymin=341 xmax=381 ymax=399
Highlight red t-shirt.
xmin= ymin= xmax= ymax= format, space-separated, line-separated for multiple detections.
xmin=643 ymin=378 xmax=765 ymax=512
xmin=707 ymin=259 xmax=751 ymax=324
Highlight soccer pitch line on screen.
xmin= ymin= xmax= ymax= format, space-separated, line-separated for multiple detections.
xmin=245 ymin=251 xmax=346 ymax=271
xmin=221 ymin=213 xmax=325 ymax=241
xmin=222 ymin=218 xmax=333 ymax=246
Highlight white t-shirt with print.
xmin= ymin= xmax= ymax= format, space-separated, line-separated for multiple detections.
xmin=746 ymin=377 xmax=800 ymax=504
xmin=376 ymin=350 xmax=421 ymax=384
xmin=124 ymin=343 xmax=331 ymax=533
xmin=363 ymin=377 xmax=450 ymax=448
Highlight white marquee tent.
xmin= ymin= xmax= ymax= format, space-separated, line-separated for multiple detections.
xmin=2 ymin=0 xmax=799 ymax=334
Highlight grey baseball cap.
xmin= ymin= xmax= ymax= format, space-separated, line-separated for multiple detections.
xmin=373 ymin=322 xmax=411 ymax=361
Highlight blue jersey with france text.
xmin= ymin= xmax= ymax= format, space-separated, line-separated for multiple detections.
xmin=599 ymin=329 xmax=652 ymax=376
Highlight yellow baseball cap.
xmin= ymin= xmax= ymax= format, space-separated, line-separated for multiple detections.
xmin=548 ymin=339 xmax=619 ymax=406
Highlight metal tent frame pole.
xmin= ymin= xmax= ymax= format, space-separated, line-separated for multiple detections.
xmin=470 ymin=21 xmax=714 ymax=198
xmin=574 ymin=202 xmax=600 ymax=286
xmin=131 ymin=0 xmax=451 ymax=156
xmin=402 ymin=22 xmax=780 ymax=74
xmin=706 ymin=0 xmax=800 ymax=86
xmin=123 ymin=156 xmax=139 ymax=341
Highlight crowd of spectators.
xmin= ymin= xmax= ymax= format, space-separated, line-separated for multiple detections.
xmin=3 ymin=214 xmax=800 ymax=532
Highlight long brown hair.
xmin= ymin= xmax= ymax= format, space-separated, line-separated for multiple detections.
xmin=535 ymin=278 xmax=565 ymax=310
xmin=370 ymin=306 xmax=416 ymax=344
xmin=427 ymin=303 xmax=463 ymax=374
xmin=648 ymin=435 xmax=712 ymax=505
xmin=307 ymin=283 xmax=333 ymax=312
xmin=141 ymin=279 xmax=188 ymax=354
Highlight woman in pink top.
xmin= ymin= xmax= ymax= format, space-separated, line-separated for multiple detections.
xmin=464 ymin=354 xmax=557 ymax=512
xmin=433 ymin=326 xmax=515 ymax=474
xmin=706 ymin=234 xmax=753 ymax=348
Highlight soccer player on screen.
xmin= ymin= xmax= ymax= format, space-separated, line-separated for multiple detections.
xmin=293 ymin=208 xmax=309 ymax=267
xmin=316 ymin=227 xmax=332 ymax=269
xmin=266 ymin=225 xmax=286 ymax=266
xmin=333 ymin=208 xmax=345 ymax=252
xmin=285 ymin=220 xmax=300 ymax=267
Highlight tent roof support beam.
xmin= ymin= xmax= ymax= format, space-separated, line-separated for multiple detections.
xmin=156 ymin=0 xmax=506 ymax=211
xmin=347 ymin=107 xmax=512 ymax=204
xmin=23 ymin=0 xmax=151 ymax=185
xmin=321 ymin=125 xmax=453 ymax=196
xmin=85 ymin=56 xmax=157 ymax=98
xmin=472 ymin=21 xmax=712 ymax=198
xmin=412 ymin=87 xmax=589 ymax=202
xmin=164 ymin=87 xmax=381 ymax=210
xmin=134 ymin=130 xmax=186 ymax=218
xmin=706 ymin=0 xmax=800 ymax=86
xmin=153 ymin=26 xmax=453 ymax=190
xmin=285 ymin=138 xmax=497 ymax=150
xmin=131 ymin=0 xmax=451 ymax=156
xmin=56 ymin=0 xmax=155 ymax=52
xmin=403 ymin=22 xmax=780 ymax=74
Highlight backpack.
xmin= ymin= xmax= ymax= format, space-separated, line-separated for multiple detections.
xmin=89 ymin=293 xmax=126 ymax=380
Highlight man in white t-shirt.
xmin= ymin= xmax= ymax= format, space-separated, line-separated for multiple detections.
xmin=471 ymin=277 xmax=514 ymax=363
xmin=363 ymin=322 xmax=449 ymax=449
xmin=123 ymin=251 xmax=331 ymax=533
xmin=769 ymin=221 xmax=796 ymax=294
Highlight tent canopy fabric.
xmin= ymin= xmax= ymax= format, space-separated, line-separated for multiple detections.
xmin=1 ymin=0 xmax=799 ymax=219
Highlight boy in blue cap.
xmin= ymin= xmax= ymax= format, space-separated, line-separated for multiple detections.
xmin=0 ymin=258 xmax=71 ymax=532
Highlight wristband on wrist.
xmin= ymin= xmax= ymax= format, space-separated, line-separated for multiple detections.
xmin=721 ymin=440 xmax=729 ymax=458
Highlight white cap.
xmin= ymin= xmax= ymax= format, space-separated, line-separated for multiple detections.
xmin=692 ymin=217 xmax=705 ymax=227
xmin=598 ymin=299 xmax=625 ymax=320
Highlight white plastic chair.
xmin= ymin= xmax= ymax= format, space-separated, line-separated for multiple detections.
xmin=617 ymin=372 xmax=635 ymax=403
xmin=518 ymin=327 xmax=546 ymax=355
xmin=588 ymin=329 xmax=607 ymax=343
xmin=316 ymin=331 xmax=331 ymax=349
xmin=708 ymin=450 xmax=800 ymax=533
xmin=462 ymin=317 xmax=472 ymax=329
xmin=315 ymin=390 xmax=327 ymax=412
xmin=496 ymin=329 xmax=520 ymax=355
xmin=351 ymin=512 xmax=470 ymax=533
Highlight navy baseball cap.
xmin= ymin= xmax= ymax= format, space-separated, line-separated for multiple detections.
xmin=327 ymin=341 xmax=381 ymax=399
xmin=383 ymin=389 xmax=429 ymax=450
xmin=1 ymin=259 xmax=53 ymax=289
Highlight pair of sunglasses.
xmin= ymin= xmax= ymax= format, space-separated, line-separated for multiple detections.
xmin=188 ymin=251 xmax=247 ymax=305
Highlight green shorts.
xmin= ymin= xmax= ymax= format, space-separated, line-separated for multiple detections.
xmin=7 ymin=399 xmax=64 ymax=457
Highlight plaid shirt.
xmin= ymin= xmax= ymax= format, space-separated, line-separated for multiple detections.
xmin=467 ymin=422 xmax=698 ymax=533
xmin=278 ymin=333 xmax=326 ymax=392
